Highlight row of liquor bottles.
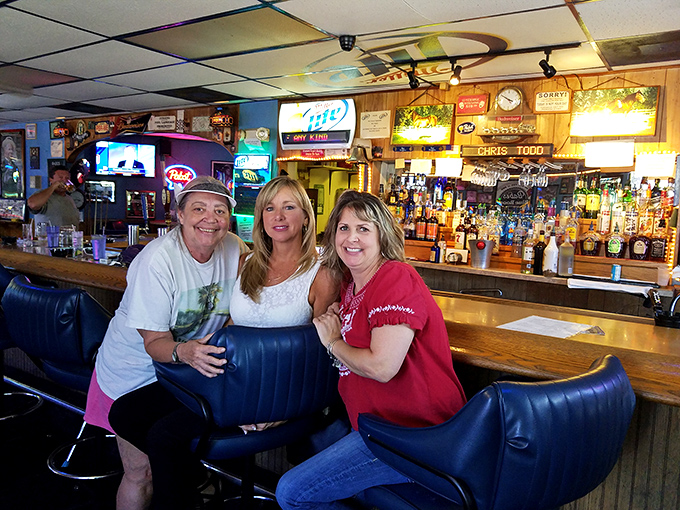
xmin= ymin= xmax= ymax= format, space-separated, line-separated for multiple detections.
xmin=383 ymin=172 xmax=674 ymax=261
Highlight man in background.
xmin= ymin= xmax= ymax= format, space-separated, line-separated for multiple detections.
xmin=27 ymin=165 xmax=80 ymax=226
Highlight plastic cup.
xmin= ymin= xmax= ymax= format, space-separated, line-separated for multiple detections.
xmin=46 ymin=226 xmax=60 ymax=248
xmin=91 ymin=234 xmax=107 ymax=261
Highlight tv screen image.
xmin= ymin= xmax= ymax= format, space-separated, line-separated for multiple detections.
xmin=95 ymin=141 xmax=156 ymax=177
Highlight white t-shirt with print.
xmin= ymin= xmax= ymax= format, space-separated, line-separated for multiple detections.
xmin=95 ymin=227 xmax=247 ymax=400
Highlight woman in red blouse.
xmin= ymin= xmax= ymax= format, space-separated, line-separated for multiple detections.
xmin=276 ymin=190 xmax=467 ymax=509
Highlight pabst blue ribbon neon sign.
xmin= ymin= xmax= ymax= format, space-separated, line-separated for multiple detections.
xmin=164 ymin=164 xmax=197 ymax=190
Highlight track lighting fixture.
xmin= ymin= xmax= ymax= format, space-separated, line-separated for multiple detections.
xmin=449 ymin=61 xmax=462 ymax=86
xmin=339 ymin=35 xmax=356 ymax=52
xmin=539 ymin=50 xmax=557 ymax=78
xmin=407 ymin=64 xmax=420 ymax=89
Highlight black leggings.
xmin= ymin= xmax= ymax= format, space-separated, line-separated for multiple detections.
xmin=109 ymin=381 xmax=208 ymax=510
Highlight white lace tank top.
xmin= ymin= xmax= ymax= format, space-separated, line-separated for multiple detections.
xmin=229 ymin=258 xmax=321 ymax=327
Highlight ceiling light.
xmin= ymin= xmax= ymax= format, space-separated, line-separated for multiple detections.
xmin=339 ymin=35 xmax=356 ymax=52
xmin=539 ymin=50 xmax=557 ymax=78
xmin=407 ymin=64 xmax=420 ymax=89
xmin=449 ymin=62 xmax=462 ymax=86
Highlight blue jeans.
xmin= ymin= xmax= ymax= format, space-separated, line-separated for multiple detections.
xmin=276 ymin=430 xmax=410 ymax=509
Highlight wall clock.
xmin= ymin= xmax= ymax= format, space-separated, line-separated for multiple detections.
xmin=495 ymin=86 xmax=524 ymax=112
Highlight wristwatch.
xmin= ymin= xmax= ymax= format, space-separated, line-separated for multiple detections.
xmin=171 ymin=342 xmax=182 ymax=363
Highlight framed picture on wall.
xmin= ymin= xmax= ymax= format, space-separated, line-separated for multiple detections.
xmin=211 ymin=160 xmax=233 ymax=190
xmin=391 ymin=104 xmax=455 ymax=145
xmin=25 ymin=123 xmax=37 ymax=140
xmin=47 ymin=158 xmax=66 ymax=174
xmin=126 ymin=190 xmax=156 ymax=219
xmin=1 ymin=129 xmax=26 ymax=200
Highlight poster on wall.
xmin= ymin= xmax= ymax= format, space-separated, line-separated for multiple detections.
xmin=1 ymin=129 xmax=25 ymax=201
xmin=359 ymin=110 xmax=391 ymax=139
xmin=391 ymin=104 xmax=454 ymax=145
xmin=570 ymin=87 xmax=659 ymax=137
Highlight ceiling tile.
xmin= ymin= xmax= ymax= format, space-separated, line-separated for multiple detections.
xmin=206 ymin=80 xmax=295 ymax=99
xmin=21 ymin=41 xmax=183 ymax=79
xmin=100 ymin=63 xmax=241 ymax=91
xmin=4 ymin=106 xmax=99 ymax=121
xmin=124 ymin=7 xmax=329 ymax=60
xmin=0 ymin=8 xmax=104 ymax=62
xmin=576 ymin=0 xmax=680 ymax=40
xmin=12 ymin=0 xmax=259 ymax=37
xmin=57 ymin=102 xmax=122 ymax=115
xmin=155 ymin=86 xmax=242 ymax=103
xmin=204 ymin=40 xmax=364 ymax=79
xmin=36 ymin=80 xmax=141 ymax=101
xmin=88 ymin=93 xmax=199 ymax=112
xmin=598 ymin=31 xmax=680 ymax=67
xmin=0 ymin=65 xmax=80 ymax=92
xmin=280 ymin=0 xmax=565 ymax=35
xmin=0 ymin=94 xmax=63 ymax=109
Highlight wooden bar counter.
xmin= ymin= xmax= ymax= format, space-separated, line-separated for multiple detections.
xmin=1 ymin=245 xmax=679 ymax=508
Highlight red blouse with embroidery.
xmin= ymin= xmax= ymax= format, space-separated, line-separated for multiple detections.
xmin=337 ymin=261 xmax=466 ymax=430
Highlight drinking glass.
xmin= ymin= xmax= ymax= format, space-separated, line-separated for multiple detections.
xmin=91 ymin=234 xmax=107 ymax=261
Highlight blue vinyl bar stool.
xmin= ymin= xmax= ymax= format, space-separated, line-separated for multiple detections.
xmin=0 ymin=264 xmax=43 ymax=422
xmin=356 ymin=354 xmax=636 ymax=510
xmin=2 ymin=275 xmax=122 ymax=480
xmin=154 ymin=323 xmax=341 ymax=508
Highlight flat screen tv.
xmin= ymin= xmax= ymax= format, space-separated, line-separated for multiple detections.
xmin=95 ymin=141 xmax=156 ymax=177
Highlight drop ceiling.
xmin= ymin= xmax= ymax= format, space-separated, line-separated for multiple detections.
xmin=1 ymin=0 xmax=679 ymax=127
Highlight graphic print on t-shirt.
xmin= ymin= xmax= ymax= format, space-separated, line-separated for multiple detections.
xmin=173 ymin=282 xmax=229 ymax=340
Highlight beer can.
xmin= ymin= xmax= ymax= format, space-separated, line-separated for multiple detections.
xmin=611 ymin=264 xmax=622 ymax=282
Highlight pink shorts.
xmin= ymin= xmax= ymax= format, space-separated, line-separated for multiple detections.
xmin=84 ymin=368 xmax=115 ymax=434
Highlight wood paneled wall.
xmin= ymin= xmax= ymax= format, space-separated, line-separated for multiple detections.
xmin=279 ymin=65 xmax=680 ymax=194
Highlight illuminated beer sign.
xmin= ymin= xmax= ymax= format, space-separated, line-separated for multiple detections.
xmin=164 ymin=164 xmax=197 ymax=190
xmin=279 ymin=99 xmax=356 ymax=149
xmin=461 ymin=144 xmax=554 ymax=158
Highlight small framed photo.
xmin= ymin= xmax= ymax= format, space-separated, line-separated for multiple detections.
xmin=25 ymin=123 xmax=37 ymax=140
xmin=29 ymin=147 xmax=40 ymax=169
xmin=47 ymin=158 xmax=66 ymax=173
xmin=211 ymin=160 xmax=233 ymax=188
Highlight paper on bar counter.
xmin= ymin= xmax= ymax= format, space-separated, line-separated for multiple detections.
xmin=497 ymin=315 xmax=605 ymax=339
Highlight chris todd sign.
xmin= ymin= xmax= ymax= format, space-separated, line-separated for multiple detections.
xmin=279 ymin=99 xmax=356 ymax=150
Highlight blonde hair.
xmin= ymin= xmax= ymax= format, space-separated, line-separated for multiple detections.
xmin=240 ymin=176 xmax=318 ymax=302
xmin=321 ymin=190 xmax=405 ymax=276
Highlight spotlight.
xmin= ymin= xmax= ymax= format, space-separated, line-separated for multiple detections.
xmin=449 ymin=63 xmax=462 ymax=86
xmin=407 ymin=64 xmax=420 ymax=89
xmin=339 ymin=35 xmax=356 ymax=52
xmin=539 ymin=50 xmax=557 ymax=78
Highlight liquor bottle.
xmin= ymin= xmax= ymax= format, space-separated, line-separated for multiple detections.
xmin=579 ymin=222 xmax=601 ymax=256
xmin=597 ymin=187 xmax=612 ymax=235
xmin=452 ymin=215 xmax=467 ymax=250
xmin=437 ymin=233 xmax=447 ymax=264
xmin=521 ymin=229 xmax=536 ymax=274
xmin=574 ymin=177 xmax=588 ymax=213
xmin=426 ymin=209 xmax=438 ymax=242
xmin=628 ymin=230 xmax=651 ymax=261
xmin=415 ymin=207 xmax=427 ymax=241
xmin=403 ymin=213 xmax=416 ymax=240
xmin=489 ymin=219 xmax=501 ymax=255
xmin=533 ymin=230 xmax=547 ymax=276
xmin=443 ymin=179 xmax=454 ymax=211
xmin=622 ymin=186 xmax=639 ymax=237
xmin=584 ymin=175 xmax=601 ymax=219
xmin=429 ymin=237 xmax=440 ymax=263
xmin=466 ymin=216 xmax=479 ymax=248
xmin=542 ymin=232 xmax=559 ymax=276
xmin=604 ymin=224 xmax=627 ymax=259
xmin=558 ymin=238 xmax=575 ymax=277
xmin=649 ymin=218 xmax=668 ymax=262
xmin=511 ymin=223 xmax=525 ymax=258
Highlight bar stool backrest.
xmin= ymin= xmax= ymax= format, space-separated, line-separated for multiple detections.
xmin=1 ymin=275 xmax=111 ymax=392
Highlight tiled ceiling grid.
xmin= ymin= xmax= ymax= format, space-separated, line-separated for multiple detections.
xmin=0 ymin=0 xmax=679 ymax=127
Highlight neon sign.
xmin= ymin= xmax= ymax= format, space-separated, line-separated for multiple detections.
xmin=164 ymin=164 xmax=197 ymax=190
xmin=279 ymin=99 xmax=356 ymax=149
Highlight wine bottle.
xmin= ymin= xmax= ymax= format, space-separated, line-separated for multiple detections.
xmin=533 ymin=230 xmax=547 ymax=276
